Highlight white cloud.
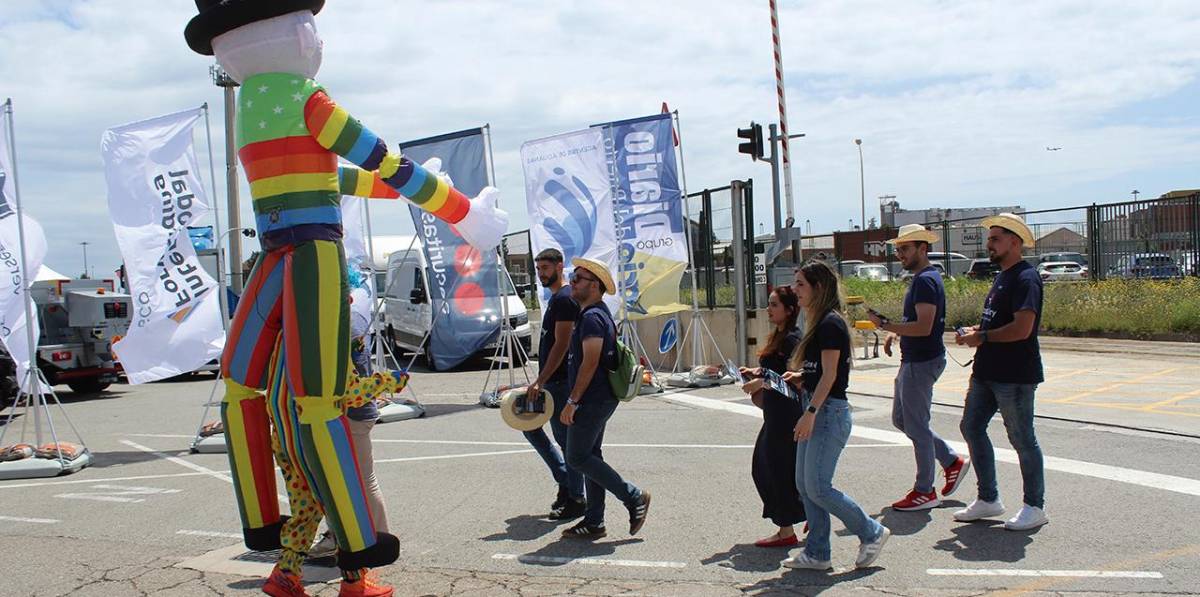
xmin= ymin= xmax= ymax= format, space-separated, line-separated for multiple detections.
xmin=1 ymin=0 xmax=1197 ymax=274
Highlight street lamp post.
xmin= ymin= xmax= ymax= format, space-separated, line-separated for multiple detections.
xmin=211 ymin=64 xmax=244 ymax=293
xmin=855 ymin=139 xmax=864 ymax=231
xmin=79 ymin=241 xmax=89 ymax=279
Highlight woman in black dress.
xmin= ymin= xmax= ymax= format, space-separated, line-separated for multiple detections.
xmin=740 ymin=285 xmax=806 ymax=547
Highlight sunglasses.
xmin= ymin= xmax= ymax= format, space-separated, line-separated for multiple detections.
xmin=570 ymin=271 xmax=598 ymax=285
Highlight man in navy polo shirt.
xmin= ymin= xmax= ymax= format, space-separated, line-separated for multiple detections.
xmin=522 ymin=248 xmax=586 ymax=520
xmin=559 ymin=257 xmax=650 ymax=540
xmin=869 ymin=225 xmax=969 ymax=512
xmin=954 ymin=213 xmax=1048 ymax=531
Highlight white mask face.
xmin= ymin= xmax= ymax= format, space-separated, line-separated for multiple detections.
xmin=212 ymin=10 xmax=322 ymax=83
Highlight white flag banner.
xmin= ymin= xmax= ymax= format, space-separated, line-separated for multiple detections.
xmin=0 ymin=113 xmax=47 ymax=392
xmin=340 ymin=194 xmax=375 ymax=336
xmin=521 ymin=128 xmax=619 ymax=313
xmin=101 ymin=107 xmax=223 ymax=383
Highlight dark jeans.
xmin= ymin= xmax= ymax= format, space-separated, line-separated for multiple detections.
xmin=522 ymin=379 xmax=585 ymax=499
xmin=960 ymin=376 xmax=1045 ymax=509
xmin=564 ymin=398 xmax=641 ymax=527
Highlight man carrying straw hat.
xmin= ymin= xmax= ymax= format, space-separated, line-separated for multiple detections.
xmin=953 ymin=213 xmax=1048 ymax=531
xmin=868 ymin=225 xmax=970 ymax=513
xmin=558 ymin=257 xmax=651 ymax=540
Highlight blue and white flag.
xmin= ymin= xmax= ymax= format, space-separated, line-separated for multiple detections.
xmin=400 ymin=128 xmax=502 ymax=371
xmin=595 ymin=113 xmax=689 ymax=320
xmin=521 ymin=128 xmax=619 ymax=313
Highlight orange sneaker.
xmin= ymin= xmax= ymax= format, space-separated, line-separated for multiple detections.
xmin=262 ymin=565 xmax=308 ymax=597
xmin=338 ymin=570 xmax=393 ymax=597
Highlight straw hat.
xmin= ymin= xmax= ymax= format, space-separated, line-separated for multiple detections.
xmin=886 ymin=224 xmax=940 ymax=245
xmin=570 ymin=257 xmax=616 ymax=295
xmin=499 ymin=388 xmax=554 ymax=432
xmin=980 ymin=212 xmax=1035 ymax=247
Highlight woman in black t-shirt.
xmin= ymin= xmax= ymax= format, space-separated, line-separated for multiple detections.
xmin=778 ymin=260 xmax=890 ymax=571
xmin=739 ymin=286 xmax=806 ymax=547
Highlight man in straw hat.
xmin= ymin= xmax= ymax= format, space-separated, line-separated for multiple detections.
xmin=558 ymin=257 xmax=651 ymax=539
xmin=868 ymin=225 xmax=970 ymax=513
xmin=953 ymin=213 xmax=1048 ymax=531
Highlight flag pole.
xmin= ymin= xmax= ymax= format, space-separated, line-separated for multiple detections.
xmin=0 ymin=99 xmax=91 ymax=473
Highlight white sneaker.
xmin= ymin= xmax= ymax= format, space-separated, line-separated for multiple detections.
xmin=855 ymin=526 xmax=890 ymax=568
xmin=308 ymin=530 xmax=337 ymax=559
xmin=1005 ymin=504 xmax=1049 ymax=531
xmin=953 ymin=498 xmax=1006 ymax=522
xmin=781 ymin=552 xmax=832 ymax=570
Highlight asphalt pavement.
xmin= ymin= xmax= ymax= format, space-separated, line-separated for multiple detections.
xmin=1 ymin=339 xmax=1198 ymax=596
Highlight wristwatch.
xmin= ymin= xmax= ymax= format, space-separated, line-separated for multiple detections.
xmin=806 ymin=405 xmax=817 ymax=414
xmin=567 ymin=398 xmax=581 ymax=406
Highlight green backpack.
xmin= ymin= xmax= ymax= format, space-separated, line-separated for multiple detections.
xmin=608 ymin=338 xmax=645 ymax=402
xmin=586 ymin=304 xmax=645 ymax=402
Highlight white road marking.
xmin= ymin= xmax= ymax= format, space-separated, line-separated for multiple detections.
xmin=119 ymin=439 xmax=234 ymax=483
xmin=176 ymin=529 xmax=243 ymax=539
xmin=120 ymin=439 xmax=288 ymax=505
xmin=0 ymin=515 xmax=59 ymax=524
xmin=122 ymin=433 xmax=195 ymax=439
xmin=493 ymin=553 xmax=687 ymax=568
xmin=0 ymin=471 xmax=217 ymax=490
xmin=55 ymin=484 xmax=182 ymax=503
xmin=927 ymin=568 xmax=1164 ymax=578
xmin=662 ymin=392 xmax=1200 ymax=497
xmin=374 ymin=449 xmax=535 ymax=464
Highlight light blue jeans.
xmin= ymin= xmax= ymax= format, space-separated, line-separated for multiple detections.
xmin=796 ymin=394 xmax=884 ymax=561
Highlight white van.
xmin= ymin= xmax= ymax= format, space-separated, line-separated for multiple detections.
xmin=375 ymin=235 xmax=532 ymax=370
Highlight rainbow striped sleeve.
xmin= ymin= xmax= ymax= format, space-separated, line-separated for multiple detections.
xmin=338 ymin=166 xmax=399 ymax=199
xmin=303 ymin=90 xmax=470 ymax=224
xmin=303 ymin=91 xmax=388 ymax=172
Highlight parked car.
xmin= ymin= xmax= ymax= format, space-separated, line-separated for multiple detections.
xmin=1039 ymin=252 xmax=1088 ymax=267
xmin=837 ymin=260 xmax=865 ymax=278
xmin=1111 ymin=253 xmax=1182 ymax=280
xmin=966 ymin=258 xmax=1000 ymax=280
xmin=1038 ymin=261 xmax=1088 ymax=282
xmin=927 ymin=251 xmax=971 ymax=277
xmin=852 ymin=264 xmax=891 ymax=282
xmin=900 ymin=261 xmax=948 ymax=281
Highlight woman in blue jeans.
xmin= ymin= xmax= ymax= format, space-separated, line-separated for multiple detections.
xmin=779 ymin=261 xmax=891 ymax=570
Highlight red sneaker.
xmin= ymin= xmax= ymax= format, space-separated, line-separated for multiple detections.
xmin=941 ymin=456 xmax=972 ymax=497
xmin=892 ymin=489 xmax=941 ymax=511
xmin=339 ymin=570 xmax=393 ymax=597
xmin=262 ymin=565 xmax=308 ymax=597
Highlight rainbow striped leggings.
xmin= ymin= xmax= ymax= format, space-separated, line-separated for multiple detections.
xmin=219 ymin=239 xmax=397 ymax=570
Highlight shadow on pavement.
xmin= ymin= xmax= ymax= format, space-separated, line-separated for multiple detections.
xmin=742 ymin=566 xmax=880 ymax=595
xmin=933 ymin=520 xmax=1040 ymax=562
xmin=874 ymin=501 xmax=965 ymax=536
xmin=480 ymin=514 xmax=572 ymax=542
xmin=701 ymin=542 xmax=787 ymax=573
xmin=516 ymin=537 xmax=642 ymax=566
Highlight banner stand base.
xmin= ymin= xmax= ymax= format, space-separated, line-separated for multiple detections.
xmin=0 ymin=368 xmax=94 ymax=481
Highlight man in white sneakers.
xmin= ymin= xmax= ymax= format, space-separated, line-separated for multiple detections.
xmin=954 ymin=214 xmax=1048 ymax=531
xmin=868 ymin=225 xmax=970 ymax=513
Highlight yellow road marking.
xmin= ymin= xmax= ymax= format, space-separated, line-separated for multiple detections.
xmin=1048 ymin=367 xmax=1183 ymax=404
xmin=1140 ymin=387 xmax=1200 ymax=411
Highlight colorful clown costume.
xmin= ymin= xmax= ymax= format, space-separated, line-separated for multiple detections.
xmin=219 ymin=71 xmax=488 ymax=570
xmin=253 ymin=334 xmax=408 ymax=578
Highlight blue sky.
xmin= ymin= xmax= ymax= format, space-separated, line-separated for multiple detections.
xmin=1 ymin=0 xmax=1197 ymax=277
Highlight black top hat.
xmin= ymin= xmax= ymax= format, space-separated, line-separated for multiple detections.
xmin=184 ymin=0 xmax=325 ymax=56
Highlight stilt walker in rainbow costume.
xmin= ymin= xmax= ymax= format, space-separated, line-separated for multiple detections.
xmin=183 ymin=1 xmax=508 ymax=595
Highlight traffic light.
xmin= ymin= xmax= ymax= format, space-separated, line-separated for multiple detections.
xmin=737 ymin=122 xmax=763 ymax=161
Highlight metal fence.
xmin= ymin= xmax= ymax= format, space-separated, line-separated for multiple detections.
xmin=506 ymin=191 xmax=1198 ymax=312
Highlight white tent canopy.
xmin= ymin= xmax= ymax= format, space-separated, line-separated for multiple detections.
xmin=35 ymin=265 xmax=69 ymax=282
